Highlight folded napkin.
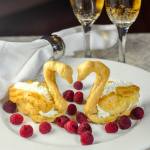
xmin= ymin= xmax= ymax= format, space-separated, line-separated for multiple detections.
xmin=0 ymin=39 xmax=53 ymax=99
xmin=0 ymin=25 xmax=117 ymax=100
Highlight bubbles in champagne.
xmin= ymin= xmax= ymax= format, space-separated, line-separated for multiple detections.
xmin=70 ymin=0 xmax=104 ymax=26
xmin=105 ymin=0 xmax=141 ymax=26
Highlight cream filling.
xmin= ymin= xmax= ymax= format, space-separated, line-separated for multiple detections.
xmin=97 ymin=80 xmax=138 ymax=118
xmin=39 ymin=108 xmax=58 ymax=117
xmin=14 ymin=82 xmax=51 ymax=100
xmin=97 ymin=105 xmax=110 ymax=118
xmin=103 ymin=80 xmax=132 ymax=96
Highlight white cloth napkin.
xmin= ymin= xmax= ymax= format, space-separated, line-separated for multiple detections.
xmin=0 ymin=25 xmax=117 ymax=100
xmin=0 ymin=39 xmax=53 ymax=99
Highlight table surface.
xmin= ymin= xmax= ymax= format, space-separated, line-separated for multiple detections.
xmin=0 ymin=34 xmax=150 ymax=150
xmin=0 ymin=33 xmax=150 ymax=73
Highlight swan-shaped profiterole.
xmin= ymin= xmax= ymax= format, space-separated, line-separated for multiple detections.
xmin=77 ymin=60 xmax=140 ymax=124
xmin=9 ymin=61 xmax=73 ymax=123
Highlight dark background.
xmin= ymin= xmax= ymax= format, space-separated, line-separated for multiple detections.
xmin=0 ymin=0 xmax=147 ymax=36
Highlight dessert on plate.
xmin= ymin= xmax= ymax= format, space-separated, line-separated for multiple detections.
xmin=9 ymin=61 xmax=73 ymax=123
xmin=77 ymin=60 xmax=140 ymax=124
xmin=8 ymin=59 xmax=140 ymax=124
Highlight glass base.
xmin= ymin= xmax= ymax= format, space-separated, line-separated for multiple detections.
xmin=73 ymin=44 xmax=118 ymax=60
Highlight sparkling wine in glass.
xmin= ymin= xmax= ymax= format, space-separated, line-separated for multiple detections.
xmin=70 ymin=0 xmax=104 ymax=57
xmin=105 ymin=0 xmax=141 ymax=62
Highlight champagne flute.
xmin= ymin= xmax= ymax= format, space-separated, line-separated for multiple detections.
xmin=105 ymin=0 xmax=141 ymax=63
xmin=70 ymin=0 xmax=104 ymax=57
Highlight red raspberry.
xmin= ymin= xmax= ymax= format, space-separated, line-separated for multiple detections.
xmin=80 ymin=131 xmax=94 ymax=145
xmin=20 ymin=125 xmax=33 ymax=138
xmin=130 ymin=107 xmax=144 ymax=120
xmin=55 ymin=115 xmax=70 ymax=128
xmin=10 ymin=113 xmax=24 ymax=125
xmin=118 ymin=115 xmax=131 ymax=130
xmin=39 ymin=122 xmax=52 ymax=134
xmin=63 ymin=90 xmax=74 ymax=102
xmin=74 ymin=91 xmax=83 ymax=104
xmin=64 ymin=120 xmax=78 ymax=134
xmin=73 ymin=81 xmax=83 ymax=90
xmin=76 ymin=112 xmax=88 ymax=123
xmin=78 ymin=122 xmax=92 ymax=135
xmin=105 ymin=122 xmax=118 ymax=133
xmin=3 ymin=101 xmax=17 ymax=113
xmin=67 ymin=104 xmax=77 ymax=115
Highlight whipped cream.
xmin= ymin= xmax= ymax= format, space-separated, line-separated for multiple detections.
xmin=39 ymin=108 xmax=58 ymax=117
xmin=103 ymin=80 xmax=132 ymax=96
xmin=14 ymin=82 xmax=51 ymax=100
xmin=97 ymin=105 xmax=110 ymax=118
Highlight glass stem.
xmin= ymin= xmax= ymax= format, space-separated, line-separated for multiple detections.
xmin=116 ymin=25 xmax=129 ymax=63
xmin=83 ymin=24 xmax=92 ymax=57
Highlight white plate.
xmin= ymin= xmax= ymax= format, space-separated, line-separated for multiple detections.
xmin=0 ymin=57 xmax=150 ymax=150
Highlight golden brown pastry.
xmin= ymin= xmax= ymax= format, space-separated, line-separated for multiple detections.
xmin=77 ymin=60 xmax=140 ymax=124
xmin=9 ymin=61 xmax=73 ymax=123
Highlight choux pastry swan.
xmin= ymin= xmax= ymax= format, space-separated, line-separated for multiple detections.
xmin=9 ymin=61 xmax=73 ymax=123
xmin=77 ymin=60 xmax=140 ymax=124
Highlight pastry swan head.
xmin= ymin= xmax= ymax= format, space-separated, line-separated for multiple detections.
xmin=43 ymin=60 xmax=73 ymax=113
xmin=77 ymin=60 xmax=110 ymax=115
